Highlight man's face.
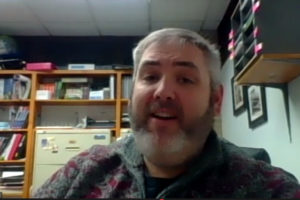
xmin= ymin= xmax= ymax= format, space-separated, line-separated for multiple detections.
xmin=129 ymin=40 xmax=217 ymax=167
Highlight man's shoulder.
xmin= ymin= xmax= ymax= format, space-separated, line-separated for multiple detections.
xmin=220 ymin=138 xmax=271 ymax=163
xmin=219 ymin=138 xmax=296 ymax=181
xmin=60 ymin=135 xmax=134 ymax=176
xmin=217 ymin=138 xmax=300 ymax=198
xmin=33 ymin=135 xmax=135 ymax=198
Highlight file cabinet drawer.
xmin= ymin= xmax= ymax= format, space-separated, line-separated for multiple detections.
xmin=34 ymin=130 xmax=111 ymax=165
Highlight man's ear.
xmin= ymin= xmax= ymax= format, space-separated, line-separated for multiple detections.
xmin=212 ymin=84 xmax=224 ymax=116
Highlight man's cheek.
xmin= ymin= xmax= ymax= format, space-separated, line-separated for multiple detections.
xmin=182 ymin=104 xmax=199 ymax=123
xmin=133 ymin=98 xmax=146 ymax=118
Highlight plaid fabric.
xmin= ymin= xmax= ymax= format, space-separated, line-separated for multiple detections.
xmin=33 ymin=131 xmax=300 ymax=198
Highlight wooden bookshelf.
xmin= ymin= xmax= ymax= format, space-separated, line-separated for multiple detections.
xmin=36 ymin=69 xmax=117 ymax=75
xmin=0 ymin=69 xmax=132 ymax=198
xmin=229 ymin=0 xmax=300 ymax=85
xmin=0 ymin=160 xmax=26 ymax=164
xmin=121 ymin=99 xmax=129 ymax=104
xmin=34 ymin=127 xmax=117 ymax=131
xmin=0 ymin=129 xmax=28 ymax=133
xmin=236 ymin=54 xmax=300 ymax=84
xmin=35 ymin=99 xmax=116 ymax=105
xmin=0 ymin=70 xmax=32 ymax=75
xmin=0 ymin=72 xmax=31 ymax=198
xmin=0 ymin=100 xmax=30 ymax=105
xmin=2 ymin=191 xmax=23 ymax=198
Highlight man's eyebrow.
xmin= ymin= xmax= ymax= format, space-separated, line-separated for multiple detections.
xmin=140 ymin=60 xmax=161 ymax=68
xmin=173 ymin=61 xmax=199 ymax=71
xmin=139 ymin=60 xmax=199 ymax=71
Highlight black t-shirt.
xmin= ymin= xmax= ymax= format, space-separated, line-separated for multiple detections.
xmin=144 ymin=174 xmax=178 ymax=198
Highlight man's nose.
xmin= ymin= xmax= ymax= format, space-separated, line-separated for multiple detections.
xmin=153 ymin=78 xmax=175 ymax=100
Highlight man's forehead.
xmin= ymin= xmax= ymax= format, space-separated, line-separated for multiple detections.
xmin=139 ymin=41 xmax=205 ymax=68
xmin=145 ymin=40 xmax=198 ymax=51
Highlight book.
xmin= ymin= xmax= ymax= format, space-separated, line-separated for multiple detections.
xmin=103 ymin=87 xmax=110 ymax=99
xmin=112 ymin=64 xmax=133 ymax=70
xmin=11 ymin=75 xmax=31 ymax=99
xmin=82 ymin=86 xmax=90 ymax=99
xmin=0 ymin=165 xmax=24 ymax=171
xmin=0 ymin=58 xmax=25 ymax=70
xmin=10 ymin=106 xmax=29 ymax=129
xmin=0 ymin=122 xmax=10 ymax=130
xmin=61 ymin=77 xmax=89 ymax=83
xmin=26 ymin=62 xmax=57 ymax=71
xmin=89 ymin=90 xmax=103 ymax=100
xmin=1 ymin=134 xmax=16 ymax=160
xmin=36 ymin=90 xmax=52 ymax=100
xmin=61 ymin=78 xmax=91 ymax=99
xmin=7 ymin=134 xmax=23 ymax=160
xmin=0 ymin=166 xmax=24 ymax=188
xmin=3 ymin=78 xmax=13 ymax=99
xmin=0 ymin=135 xmax=12 ymax=157
xmin=64 ymin=88 xmax=83 ymax=99
xmin=122 ymin=75 xmax=133 ymax=99
xmin=14 ymin=135 xmax=26 ymax=160
xmin=0 ymin=175 xmax=23 ymax=184
xmin=86 ymin=119 xmax=116 ymax=128
xmin=121 ymin=113 xmax=130 ymax=128
xmin=39 ymin=82 xmax=56 ymax=98
xmin=1 ymin=181 xmax=24 ymax=186
xmin=109 ymin=75 xmax=115 ymax=99
xmin=0 ymin=79 xmax=4 ymax=99
xmin=0 ymin=173 xmax=24 ymax=185
xmin=68 ymin=63 xmax=95 ymax=70
xmin=0 ymin=165 xmax=25 ymax=187
xmin=55 ymin=80 xmax=65 ymax=99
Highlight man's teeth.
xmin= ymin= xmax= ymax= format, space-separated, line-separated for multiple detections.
xmin=155 ymin=112 xmax=175 ymax=117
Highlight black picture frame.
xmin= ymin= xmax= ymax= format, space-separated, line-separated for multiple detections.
xmin=231 ymin=77 xmax=247 ymax=116
xmin=246 ymin=85 xmax=268 ymax=129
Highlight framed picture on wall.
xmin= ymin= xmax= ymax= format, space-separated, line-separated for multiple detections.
xmin=231 ymin=77 xmax=247 ymax=116
xmin=247 ymin=85 xmax=268 ymax=129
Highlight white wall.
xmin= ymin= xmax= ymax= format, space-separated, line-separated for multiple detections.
xmin=221 ymin=58 xmax=300 ymax=181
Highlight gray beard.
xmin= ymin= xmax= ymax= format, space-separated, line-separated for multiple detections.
xmin=128 ymin=100 xmax=215 ymax=167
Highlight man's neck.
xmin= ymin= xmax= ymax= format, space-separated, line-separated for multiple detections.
xmin=144 ymin=157 xmax=187 ymax=178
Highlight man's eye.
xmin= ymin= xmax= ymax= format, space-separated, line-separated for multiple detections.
xmin=143 ymin=75 xmax=159 ymax=83
xmin=178 ymin=77 xmax=195 ymax=84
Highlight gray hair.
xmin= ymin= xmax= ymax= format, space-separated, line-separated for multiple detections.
xmin=132 ymin=28 xmax=221 ymax=90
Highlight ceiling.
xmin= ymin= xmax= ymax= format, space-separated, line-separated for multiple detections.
xmin=0 ymin=0 xmax=230 ymax=36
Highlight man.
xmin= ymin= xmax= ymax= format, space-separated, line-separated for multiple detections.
xmin=33 ymin=28 xmax=300 ymax=198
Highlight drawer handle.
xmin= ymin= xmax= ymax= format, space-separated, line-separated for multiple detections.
xmin=65 ymin=147 xmax=80 ymax=151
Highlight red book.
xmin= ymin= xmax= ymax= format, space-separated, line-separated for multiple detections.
xmin=26 ymin=62 xmax=57 ymax=71
xmin=7 ymin=134 xmax=24 ymax=160
xmin=40 ymin=82 xmax=56 ymax=98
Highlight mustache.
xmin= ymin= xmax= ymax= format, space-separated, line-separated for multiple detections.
xmin=149 ymin=99 xmax=183 ymax=117
xmin=128 ymin=99 xmax=184 ymax=131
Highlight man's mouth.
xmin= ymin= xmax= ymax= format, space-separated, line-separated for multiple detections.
xmin=150 ymin=112 xmax=178 ymax=120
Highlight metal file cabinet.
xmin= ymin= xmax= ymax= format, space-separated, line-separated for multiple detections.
xmin=32 ymin=129 xmax=112 ymax=193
